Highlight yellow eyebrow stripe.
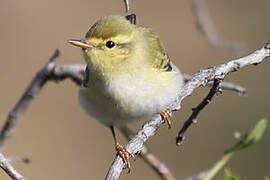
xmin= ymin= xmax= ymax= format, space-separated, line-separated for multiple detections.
xmin=88 ymin=38 xmax=105 ymax=44
xmin=87 ymin=31 xmax=135 ymax=44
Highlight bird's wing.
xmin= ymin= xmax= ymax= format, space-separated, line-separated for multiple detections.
xmin=139 ymin=26 xmax=172 ymax=72
xmin=82 ymin=66 xmax=90 ymax=87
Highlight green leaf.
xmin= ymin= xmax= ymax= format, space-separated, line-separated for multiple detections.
xmin=224 ymin=169 xmax=240 ymax=180
xmin=265 ymin=177 xmax=270 ymax=180
xmin=246 ymin=119 xmax=267 ymax=144
xmin=203 ymin=119 xmax=268 ymax=180
xmin=226 ymin=119 xmax=267 ymax=153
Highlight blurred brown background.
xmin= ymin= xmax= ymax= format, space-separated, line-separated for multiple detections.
xmin=0 ymin=0 xmax=269 ymax=179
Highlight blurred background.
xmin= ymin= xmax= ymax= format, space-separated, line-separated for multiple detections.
xmin=0 ymin=0 xmax=269 ymax=179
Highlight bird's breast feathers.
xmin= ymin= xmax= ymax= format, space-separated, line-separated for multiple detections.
xmin=79 ymin=65 xmax=183 ymax=127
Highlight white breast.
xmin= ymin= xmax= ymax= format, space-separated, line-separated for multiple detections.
xmin=79 ymin=64 xmax=183 ymax=127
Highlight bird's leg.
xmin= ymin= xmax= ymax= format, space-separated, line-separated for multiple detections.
xmin=160 ymin=109 xmax=171 ymax=129
xmin=110 ymin=126 xmax=135 ymax=173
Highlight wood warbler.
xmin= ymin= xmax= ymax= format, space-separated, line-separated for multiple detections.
xmin=69 ymin=15 xmax=183 ymax=171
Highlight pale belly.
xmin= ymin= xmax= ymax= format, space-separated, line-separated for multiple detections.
xmin=79 ymin=69 xmax=183 ymax=127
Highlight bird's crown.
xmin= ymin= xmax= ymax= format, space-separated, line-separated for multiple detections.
xmin=85 ymin=15 xmax=135 ymax=41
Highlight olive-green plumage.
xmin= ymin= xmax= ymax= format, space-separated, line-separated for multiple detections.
xmin=69 ymin=14 xmax=183 ymax=170
xmin=69 ymin=15 xmax=183 ymax=127
xmin=83 ymin=15 xmax=171 ymax=74
xmin=85 ymin=16 xmax=134 ymax=39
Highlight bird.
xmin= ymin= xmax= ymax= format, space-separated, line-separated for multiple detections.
xmin=68 ymin=15 xmax=183 ymax=172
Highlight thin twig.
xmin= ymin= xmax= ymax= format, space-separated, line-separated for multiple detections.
xmin=7 ymin=157 xmax=30 ymax=164
xmin=183 ymin=74 xmax=247 ymax=96
xmin=203 ymin=152 xmax=233 ymax=180
xmin=175 ymin=42 xmax=270 ymax=144
xmin=184 ymin=169 xmax=211 ymax=180
xmin=0 ymin=49 xmax=59 ymax=150
xmin=105 ymin=42 xmax=270 ymax=180
xmin=0 ymin=50 xmax=85 ymax=179
xmin=120 ymin=126 xmax=176 ymax=180
xmin=0 ymin=153 xmax=25 ymax=180
xmin=191 ymin=0 xmax=245 ymax=54
xmin=207 ymin=81 xmax=247 ymax=96
xmin=0 ymin=49 xmax=85 ymax=150
xmin=123 ymin=0 xmax=130 ymax=13
xmin=176 ymin=79 xmax=221 ymax=145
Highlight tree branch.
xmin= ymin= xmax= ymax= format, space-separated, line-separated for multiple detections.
xmin=105 ymin=42 xmax=270 ymax=179
xmin=183 ymin=74 xmax=247 ymax=96
xmin=0 ymin=153 xmax=25 ymax=180
xmin=120 ymin=126 xmax=176 ymax=180
xmin=184 ymin=169 xmax=210 ymax=180
xmin=176 ymin=79 xmax=222 ymax=145
xmin=176 ymin=76 xmax=247 ymax=145
xmin=0 ymin=49 xmax=85 ymax=151
xmin=191 ymin=0 xmax=245 ymax=54
xmin=123 ymin=0 xmax=130 ymax=13
xmin=7 ymin=157 xmax=30 ymax=164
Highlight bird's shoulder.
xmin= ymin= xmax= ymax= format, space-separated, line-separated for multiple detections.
xmin=137 ymin=26 xmax=172 ymax=72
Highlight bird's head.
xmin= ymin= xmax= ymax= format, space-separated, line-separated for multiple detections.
xmin=69 ymin=15 xmax=140 ymax=73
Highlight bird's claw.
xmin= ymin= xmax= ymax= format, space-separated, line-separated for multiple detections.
xmin=115 ymin=143 xmax=134 ymax=173
xmin=160 ymin=109 xmax=171 ymax=129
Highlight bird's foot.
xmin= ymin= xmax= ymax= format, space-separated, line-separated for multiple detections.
xmin=115 ymin=143 xmax=135 ymax=173
xmin=160 ymin=109 xmax=171 ymax=129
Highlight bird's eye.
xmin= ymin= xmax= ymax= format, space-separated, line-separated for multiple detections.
xmin=105 ymin=41 xmax=116 ymax=48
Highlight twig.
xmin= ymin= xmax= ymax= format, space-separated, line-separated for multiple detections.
xmin=208 ymin=81 xmax=246 ymax=96
xmin=0 ymin=49 xmax=85 ymax=150
xmin=203 ymin=152 xmax=233 ymax=180
xmin=0 ymin=50 xmax=85 ymax=179
xmin=175 ymin=42 xmax=270 ymax=144
xmin=123 ymin=0 xmax=130 ymax=13
xmin=185 ymin=119 xmax=267 ymax=180
xmin=176 ymin=79 xmax=221 ymax=145
xmin=105 ymin=42 xmax=270 ymax=180
xmin=191 ymin=0 xmax=244 ymax=54
xmin=7 ymin=157 xmax=30 ymax=164
xmin=120 ymin=126 xmax=176 ymax=180
xmin=0 ymin=153 xmax=25 ymax=180
xmin=203 ymin=119 xmax=267 ymax=180
xmin=184 ymin=169 xmax=211 ymax=180
xmin=0 ymin=49 xmax=59 ymax=150
xmin=183 ymin=74 xmax=247 ymax=96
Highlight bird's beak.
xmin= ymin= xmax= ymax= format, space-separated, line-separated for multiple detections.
xmin=68 ymin=39 xmax=92 ymax=49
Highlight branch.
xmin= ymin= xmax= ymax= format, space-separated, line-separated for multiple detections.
xmin=183 ymin=74 xmax=247 ymax=96
xmin=120 ymin=126 xmax=176 ymax=180
xmin=0 ymin=49 xmax=85 ymax=150
xmin=176 ymin=76 xmax=247 ymax=145
xmin=7 ymin=157 xmax=30 ymax=164
xmin=0 ymin=153 xmax=25 ymax=180
xmin=191 ymin=0 xmax=245 ymax=54
xmin=175 ymin=42 xmax=270 ymax=144
xmin=185 ymin=119 xmax=267 ymax=180
xmin=184 ymin=169 xmax=210 ymax=180
xmin=105 ymin=42 xmax=270 ymax=179
xmin=123 ymin=0 xmax=130 ymax=13
xmin=176 ymin=79 xmax=222 ymax=145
